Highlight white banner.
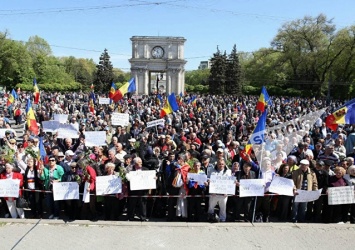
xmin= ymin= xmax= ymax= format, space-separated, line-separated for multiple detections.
xmin=239 ymin=179 xmax=265 ymax=197
xmin=53 ymin=182 xmax=79 ymax=201
xmin=146 ymin=119 xmax=165 ymax=128
xmin=83 ymin=182 xmax=90 ymax=203
xmin=84 ymin=131 xmax=107 ymax=147
xmin=295 ymin=189 xmax=322 ymax=203
xmin=99 ymin=98 xmax=111 ymax=104
xmin=42 ymin=121 xmax=60 ymax=133
xmin=187 ymin=173 xmax=207 ymax=185
xmin=0 ymin=128 xmax=16 ymax=139
xmin=96 ymin=175 xmax=122 ymax=195
xmin=57 ymin=124 xmax=79 ymax=138
xmin=328 ymin=186 xmax=355 ymax=205
xmin=129 ymin=170 xmax=156 ymax=191
xmin=0 ymin=179 xmax=20 ymax=198
xmin=111 ymin=113 xmax=129 ymax=126
xmin=209 ymin=175 xmax=236 ymax=195
xmin=269 ymin=176 xmax=294 ymax=196
xmin=54 ymin=114 xmax=68 ymax=123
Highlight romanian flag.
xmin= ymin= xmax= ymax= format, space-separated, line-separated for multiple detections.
xmin=33 ymin=78 xmax=40 ymax=104
xmin=112 ymin=78 xmax=136 ymax=103
xmin=26 ymin=98 xmax=39 ymax=135
xmin=109 ymin=82 xmax=117 ymax=99
xmin=89 ymin=91 xmax=96 ymax=114
xmin=39 ymin=136 xmax=47 ymax=161
xmin=6 ymin=89 xmax=18 ymax=106
xmin=326 ymin=98 xmax=355 ymax=131
xmin=177 ymin=92 xmax=183 ymax=106
xmin=256 ymin=86 xmax=271 ymax=112
xmin=160 ymin=93 xmax=179 ymax=118
xmin=156 ymin=94 xmax=163 ymax=106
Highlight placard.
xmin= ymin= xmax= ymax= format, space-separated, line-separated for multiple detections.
xmin=209 ymin=175 xmax=236 ymax=195
xmin=111 ymin=113 xmax=129 ymax=126
xmin=187 ymin=173 xmax=207 ymax=185
xmin=83 ymin=182 xmax=90 ymax=203
xmin=84 ymin=131 xmax=106 ymax=147
xmin=328 ymin=186 xmax=355 ymax=205
xmin=128 ymin=170 xmax=156 ymax=191
xmin=96 ymin=175 xmax=122 ymax=195
xmin=53 ymin=182 xmax=79 ymax=201
xmin=54 ymin=114 xmax=68 ymax=123
xmin=57 ymin=124 xmax=79 ymax=138
xmin=295 ymin=189 xmax=322 ymax=203
xmin=0 ymin=179 xmax=20 ymax=198
xmin=99 ymin=98 xmax=111 ymax=104
xmin=146 ymin=119 xmax=165 ymax=128
xmin=269 ymin=176 xmax=294 ymax=196
xmin=239 ymin=179 xmax=265 ymax=197
xmin=0 ymin=128 xmax=16 ymax=139
xmin=42 ymin=121 xmax=60 ymax=133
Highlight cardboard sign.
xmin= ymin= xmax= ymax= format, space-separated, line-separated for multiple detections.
xmin=53 ymin=182 xmax=79 ymax=201
xmin=128 ymin=170 xmax=156 ymax=191
xmin=209 ymin=175 xmax=236 ymax=195
xmin=328 ymin=186 xmax=355 ymax=205
xmin=187 ymin=173 xmax=207 ymax=185
xmin=111 ymin=113 xmax=129 ymax=126
xmin=42 ymin=121 xmax=60 ymax=133
xmin=57 ymin=124 xmax=79 ymax=138
xmin=269 ymin=176 xmax=294 ymax=196
xmin=0 ymin=179 xmax=20 ymax=198
xmin=239 ymin=179 xmax=265 ymax=197
xmin=96 ymin=175 xmax=122 ymax=195
xmin=84 ymin=131 xmax=106 ymax=147
xmin=295 ymin=189 xmax=322 ymax=203
xmin=146 ymin=119 xmax=165 ymax=128
xmin=54 ymin=114 xmax=68 ymax=124
xmin=99 ymin=98 xmax=111 ymax=104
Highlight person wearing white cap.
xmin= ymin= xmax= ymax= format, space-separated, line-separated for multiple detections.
xmin=291 ymin=159 xmax=318 ymax=222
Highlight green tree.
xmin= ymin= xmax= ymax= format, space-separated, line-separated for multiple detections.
xmin=208 ymin=47 xmax=227 ymax=94
xmin=226 ymin=44 xmax=242 ymax=95
xmin=94 ymin=48 xmax=114 ymax=93
xmin=185 ymin=69 xmax=210 ymax=87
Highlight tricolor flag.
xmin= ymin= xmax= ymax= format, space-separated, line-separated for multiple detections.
xmin=39 ymin=136 xmax=47 ymax=161
xmin=90 ymin=83 xmax=94 ymax=89
xmin=89 ymin=91 xmax=96 ymax=114
xmin=156 ymin=94 xmax=163 ymax=106
xmin=26 ymin=98 xmax=39 ymax=135
xmin=160 ymin=93 xmax=179 ymax=118
xmin=112 ymin=78 xmax=136 ymax=103
xmin=326 ymin=98 xmax=355 ymax=131
xmin=256 ymin=86 xmax=271 ymax=112
xmin=109 ymin=82 xmax=117 ymax=99
xmin=33 ymin=78 xmax=40 ymax=104
xmin=6 ymin=89 xmax=18 ymax=106
xmin=177 ymin=92 xmax=183 ymax=106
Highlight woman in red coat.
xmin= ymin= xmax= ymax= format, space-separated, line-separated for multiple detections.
xmin=0 ymin=163 xmax=25 ymax=218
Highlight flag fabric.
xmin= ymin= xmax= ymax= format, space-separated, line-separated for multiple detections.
xmin=26 ymin=98 xmax=39 ymax=135
xmin=6 ymin=89 xmax=18 ymax=106
xmin=256 ymin=86 xmax=271 ymax=112
xmin=39 ymin=136 xmax=47 ymax=160
xmin=90 ymin=83 xmax=94 ymax=89
xmin=177 ymin=92 xmax=183 ymax=106
xmin=160 ymin=93 xmax=179 ymax=118
xmin=112 ymin=78 xmax=136 ymax=103
xmin=326 ymin=98 xmax=355 ymax=131
xmin=156 ymin=94 xmax=163 ymax=106
xmin=109 ymin=82 xmax=117 ymax=99
xmin=89 ymin=91 xmax=96 ymax=114
xmin=33 ymin=78 xmax=40 ymax=104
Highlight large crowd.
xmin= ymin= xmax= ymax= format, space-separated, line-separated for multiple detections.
xmin=0 ymin=90 xmax=355 ymax=224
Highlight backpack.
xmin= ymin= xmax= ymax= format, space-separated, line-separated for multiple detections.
xmin=172 ymin=169 xmax=184 ymax=188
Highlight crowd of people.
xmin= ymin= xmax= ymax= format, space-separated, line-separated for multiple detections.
xmin=0 ymin=90 xmax=355 ymax=224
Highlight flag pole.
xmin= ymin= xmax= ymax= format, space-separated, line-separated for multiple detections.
xmin=251 ymin=143 xmax=264 ymax=224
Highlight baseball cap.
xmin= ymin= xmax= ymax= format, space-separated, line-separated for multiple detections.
xmin=300 ymin=159 xmax=309 ymax=165
xmin=65 ymin=150 xmax=75 ymax=156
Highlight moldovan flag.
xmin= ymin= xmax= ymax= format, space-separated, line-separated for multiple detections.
xmin=326 ymin=98 xmax=355 ymax=131
xmin=160 ymin=92 xmax=179 ymax=118
xmin=108 ymin=82 xmax=117 ymax=99
xmin=256 ymin=86 xmax=271 ymax=112
xmin=112 ymin=78 xmax=136 ymax=103
xmin=89 ymin=91 xmax=96 ymax=114
xmin=33 ymin=78 xmax=40 ymax=104
xmin=6 ymin=89 xmax=18 ymax=106
xmin=26 ymin=98 xmax=39 ymax=135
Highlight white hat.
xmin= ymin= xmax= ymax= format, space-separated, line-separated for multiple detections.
xmin=216 ymin=148 xmax=224 ymax=153
xmin=300 ymin=159 xmax=310 ymax=165
xmin=57 ymin=152 xmax=64 ymax=157
xmin=128 ymin=138 xmax=136 ymax=143
xmin=65 ymin=150 xmax=75 ymax=156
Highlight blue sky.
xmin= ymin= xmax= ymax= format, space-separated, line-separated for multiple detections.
xmin=0 ymin=0 xmax=354 ymax=71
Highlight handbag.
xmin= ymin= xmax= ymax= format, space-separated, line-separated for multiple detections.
xmin=172 ymin=170 xmax=184 ymax=188
xmin=16 ymin=197 xmax=29 ymax=209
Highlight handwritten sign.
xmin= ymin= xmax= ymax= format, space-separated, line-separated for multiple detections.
xmin=84 ymin=131 xmax=106 ymax=147
xmin=0 ymin=128 xmax=16 ymax=139
xmin=0 ymin=179 xmax=20 ymax=198
xmin=96 ymin=175 xmax=122 ymax=195
xmin=57 ymin=124 xmax=79 ymax=138
xmin=209 ymin=175 xmax=236 ymax=195
xmin=111 ymin=113 xmax=129 ymax=126
xmin=187 ymin=173 xmax=207 ymax=185
xmin=53 ymin=182 xmax=79 ymax=201
xmin=128 ymin=170 xmax=156 ymax=191
xmin=42 ymin=121 xmax=60 ymax=133
xmin=328 ymin=186 xmax=355 ymax=205
xmin=239 ymin=179 xmax=265 ymax=197
xmin=99 ymin=98 xmax=111 ymax=104
xmin=54 ymin=114 xmax=68 ymax=123
xmin=269 ymin=176 xmax=294 ymax=196
xmin=295 ymin=189 xmax=322 ymax=203
xmin=146 ymin=119 xmax=165 ymax=128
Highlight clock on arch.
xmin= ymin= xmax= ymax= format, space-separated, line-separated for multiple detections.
xmin=152 ymin=46 xmax=164 ymax=59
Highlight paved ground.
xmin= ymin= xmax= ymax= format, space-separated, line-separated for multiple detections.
xmin=0 ymin=219 xmax=354 ymax=250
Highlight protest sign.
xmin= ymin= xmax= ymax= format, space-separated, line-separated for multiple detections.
xmin=99 ymin=98 xmax=111 ymax=104
xmin=83 ymin=182 xmax=90 ymax=203
xmin=111 ymin=113 xmax=129 ymax=126
xmin=54 ymin=114 xmax=68 ymax=123
xmin=209 ymin=175 xmax=236 ymax=195
xmin=129 ymin=170 xmax=156 ymax=191
xmin=146 ymin=119 xmax=165 ymax=128
xmin=269 ymin=176 xmax=294 ymax=196
xmin=187 ymin=173 xmax=207 ymax=185
xmin=295 ymin=189 xmax=322 ymax=203
xmin=0 ymin=179 xmax=20 ymax=198
xmin=0 ymin=128 xmax=16 ymax=138
xmin=42 ymin=121 xmax=60 ymax=133
xmin=53 ymin=182 xmax=79 ymax=201
xmin=57 ymin=124 xmax=79 ymax=138
xmin=328 ymin=186 xmax=355 ymax=205
xmin=96 ymin=175 xmax=122 ymax=195
xmin=84 ymin=131 xmax=106 ymax=147
xmin=239 ymin=179 xmax=265 ymax=197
